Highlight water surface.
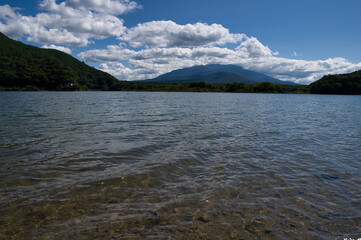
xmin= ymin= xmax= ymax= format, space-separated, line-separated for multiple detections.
xmin=0 ymin=92 xmax=360 ymax=239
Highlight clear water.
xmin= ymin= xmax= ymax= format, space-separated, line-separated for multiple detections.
xmin=0 ymin=92 xmax=360 ymax=239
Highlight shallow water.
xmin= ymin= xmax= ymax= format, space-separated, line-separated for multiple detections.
xmin=0 ymin=92 xmax=360 ymax=239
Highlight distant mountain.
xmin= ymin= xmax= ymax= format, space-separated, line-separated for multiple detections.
xmin=199 ymin=71 xmax=255 ymax=84
xmin=143 ymin=64 xmax=298 ymax=85
xmin=310 ymin=70 xmax=361 ymax=94
xmin=0 ymin=32 xmax=118 ymax=90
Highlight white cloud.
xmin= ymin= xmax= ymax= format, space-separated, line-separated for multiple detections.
xmin=236 ymin=37 xmax=276 ymax=58
xmin=0 ymin=4 xmax=17 ymax=19
xmin=29 ymin=29 xmax=92 ymax=47
xmin=0 ymin=5 xmax=27 ymax=38
xmin=238 ymin=56 xmax=361 ymax=83
xmin=118 ymin=21 xmax=245 ymax=47
xmin=0 ymin=0 xmax=128 ymax=46
xmin=1 ymin=2 xmax=360 ymax=84
xmin=79 ymin=45 xmax=240 ymax=64
xmin=37 ymin=0 xmax=126 ymax=37
xmin=98 ymin=62 xmax=134 ymax=79
xmin=79 ymin=45 xmax=136 ymax=62
xmin=39 ymin=0 xmax=79 ymax=17
xmin=66 ymin=0 xmax=140 ymax=15
xmin=79 ymin=38 xmax=361 ymax=84
xmin=41 ymin=44 xmax=72 ymax=54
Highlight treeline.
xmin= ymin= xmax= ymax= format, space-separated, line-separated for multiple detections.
xmin=1 ymin=78 xmax=310 ymax=93
xmin=109 ymin=81 xmax=310 ymax=93
xmin=310 ymin=70 xmax=361 ymax=94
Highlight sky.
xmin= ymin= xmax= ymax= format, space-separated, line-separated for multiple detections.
xmin=0 ymin=0 xmax=360 ymax=84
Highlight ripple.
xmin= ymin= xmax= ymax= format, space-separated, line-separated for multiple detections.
xmin=0 ymin=92 xmax=360 ymax=239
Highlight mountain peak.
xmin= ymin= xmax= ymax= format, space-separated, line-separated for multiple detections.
xmin=146 ymin=64 xmax=298 ymax=85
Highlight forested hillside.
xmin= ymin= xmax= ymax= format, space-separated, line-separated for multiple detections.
xmin=310 ymin=70 xmax=361 ymax=94
xmin=0 ymin=32 xmax=118 ymax=91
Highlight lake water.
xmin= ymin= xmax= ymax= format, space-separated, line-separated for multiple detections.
xmin=0 ymin=92 xmax=360 ymax=239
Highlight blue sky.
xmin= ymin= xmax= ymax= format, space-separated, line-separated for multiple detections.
xmin=1 ymin=0 xmax=360 ymax=83
xmin=127 ymin=0 xmax=361 ymax=61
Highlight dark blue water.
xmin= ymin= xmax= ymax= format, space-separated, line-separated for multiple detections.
xmin=0 ymin=92 xmax=360 ymax=239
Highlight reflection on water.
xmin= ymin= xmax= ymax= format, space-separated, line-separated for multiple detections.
xmin=0 ymin=92 xmax=360 ymax=239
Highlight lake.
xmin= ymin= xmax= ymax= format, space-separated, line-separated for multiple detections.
xmin=0 ymin=92 xmax=360 ymax=239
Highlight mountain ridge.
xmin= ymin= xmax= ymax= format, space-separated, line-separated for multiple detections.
xmin=310 ymin=70 xmax=361 ymax=94
xmin=143 ymin=64 xmax=298 ymax=85
xmin=0 ymin=32 xmax=118 ymax=90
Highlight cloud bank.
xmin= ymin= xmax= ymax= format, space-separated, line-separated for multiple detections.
xmin=1 ymin=0 xmax=360 ymax=84
xmin=0 ymin=1 xmax=127 ymax=46
xmin=118 ymin=21 xmax=245 ymax=48
xmin=80 ymin=33 xmax=361 ymax=83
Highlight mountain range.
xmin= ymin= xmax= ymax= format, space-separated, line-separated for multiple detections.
xmin=143 ymin=64 xmax=298 ymax=85
xmin=1 ymin=32 xmax=359 ymax=94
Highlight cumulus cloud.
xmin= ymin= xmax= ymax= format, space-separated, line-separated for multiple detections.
xmin=118 ymin=21 xmax=245 ymax=47
xmin=98 ymin=62 xmax=135 ymax=79
xmin=79 ymin=45 xmax=240 ymax=64
xmin=238 ymin=56 xmax=361 ymax=83
xmin=0 ymin=0 xmax=128 ymax=46
xmin=1 ymin=2 xmax=360 ymax=84
xmin=30 ymin=29 xmax=92 ymax=47
xmin=79 ymin=45 xmax=136 ymax=62
xmin=0 ymin=5 xmax=27 ymax=38
xmin=41 ymin=44 xmax=72 ymax=54
xmin=66 ymin=0 xmax=139 ymax=15
xmin=79 ymin=37 xmax=361 ymax=84
xmin=0 ymin=4 xmax=17 ymax=19
xmin=236 ymin=37 xmax=275 ymax=58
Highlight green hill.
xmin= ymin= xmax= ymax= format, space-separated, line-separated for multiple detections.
xmin=0 ymin=32 xmax=118 ymax=91
xmin=310 ymin=70 xmax=361 ymax=94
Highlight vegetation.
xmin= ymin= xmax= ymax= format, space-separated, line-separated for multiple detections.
xmin=109 ymin=81 xmax=310 ymax=93
xmin=0 ymin=33 xmax=309 ymax=94
xmin=0 ymin=32 xmax=118 ymax=91
xmin=2 ymin=32 xmax=359 ymax=95
xmin=310 ymin=70 xmax=361 ymax=94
